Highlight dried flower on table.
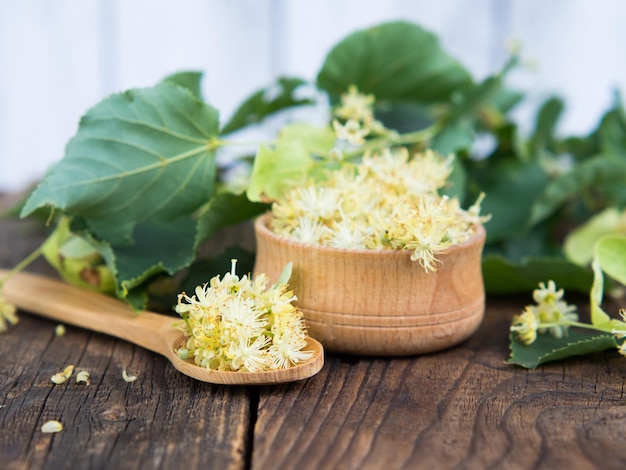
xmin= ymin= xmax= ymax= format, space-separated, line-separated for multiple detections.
xmin=122 ymin=369 xmax=138 ymax=382
xmin=41 ymin=420 xmax=63 ymax=433
xmin=76 ymin=370 xmax=90 ymax=385
xmin=51 ymin=364 xmax=74 ymax=384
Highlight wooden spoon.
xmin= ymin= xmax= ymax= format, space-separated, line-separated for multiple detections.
xmin=1 ymin=270 xmax=324 ymax=385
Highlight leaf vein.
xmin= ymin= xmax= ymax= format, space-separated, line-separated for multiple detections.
xmin=161 ymin=93 xmax=212 ymax=139
xmin=91 ymin=115 xmax=208 ymax=145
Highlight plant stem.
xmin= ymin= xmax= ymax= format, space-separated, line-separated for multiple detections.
xmin=0 ymin=243 xmax=44 ymax=287
xmin=342 ymin=122 xmax=442 ymax=160
xmin=539 ymin=320 xmax=613 ymax=334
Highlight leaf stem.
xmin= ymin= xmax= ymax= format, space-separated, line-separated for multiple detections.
xmin=218 ymin=139 xmax=270 ymax=148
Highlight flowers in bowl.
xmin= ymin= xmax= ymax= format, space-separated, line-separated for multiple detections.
xmin=269 ymin=147 xmax=487 ymax=272
xmin=250 ymin=87 xmax=490 ymax=356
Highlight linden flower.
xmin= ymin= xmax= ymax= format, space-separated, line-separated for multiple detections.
xmin=532 ymin=280 xmax=564 ymax=305
xmin=334 ymin=85 xmax=376 ymax=124
xmin=332 ymin=119 xmax=370 ymax=146
xmin=511 ymin=307 xmax=539 ymax=345
xmin=175 ymin=260 xmax=313 ymax=372
xmin=270 ymin=149 xmax=487 ymax=272
xmin=511 ymin=280 xmax=579 ymax=343
xmin=531 ymin=281 xmax=578 ymax=339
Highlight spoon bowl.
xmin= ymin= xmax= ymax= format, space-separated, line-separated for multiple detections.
xmin=1 ymin=270 xmax=324 ymax=385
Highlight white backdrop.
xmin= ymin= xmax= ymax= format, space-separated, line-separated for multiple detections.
xmin=1 ymin=0 xmax=625 ymax=191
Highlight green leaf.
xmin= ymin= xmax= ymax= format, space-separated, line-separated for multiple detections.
xmin=162 ymin=70 xmax=204 ymax=99
xmin=374 ymin=102 xmax=434 ymax=133
xmin=590 ymin=258 xmax=612 ymax=327
xmin=444 ymin=73 xmax=505 ymax=125
xmin=221 ymin=77 xmax=312 ymax=135
xmin=97 ymin=218 xmax=198 ymax=298
xmin=278 ymin=123 xmax=336 ymax=157
xmin=440 ymin=155 xmax=467 ymax=202
xmin=21 ymin=82 xmax=220 ymax=245
xmin=317 ymin=21 xmax=473 ymax=105
xmin=482 ymin=254 xmax=594 ymax=294
xmin=564 ymin=208 xmax=625 ymax=266
xmin=246 ymin=141 xmax=314 ymax=202
xmin=196 ymin=192 xmax=268 ymax=245
xmin=487 ymin=87 xmax=524 ymax=114
xmin=529 ymin=96 xmax=564 ymax=155
xmin=275 ymin=262 xmax=293 ymax=286
xmin=529 ymin=154 xmax=626 ymax=226
xmin=431 ymin=120 xmax=474 ymax=157
xmin=58 ymin=235 xmax=100 ymax=260
xmin=507 ymin=330 xmax=618 ymax=369
xmin=595 ymin=234 xmax=626 ymax=285
xmin=598 ymin=91 xmax=626 ymax=156
xmin=475 ymin=160 xmax=550 ymax=242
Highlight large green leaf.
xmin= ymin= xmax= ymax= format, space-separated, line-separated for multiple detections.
xmin=508 ymin=330 xmax=618 ymax=369
xmin=317 ymin=21 xmax=472 ymax=105
xmin=21 ymin=83 xmax=220 ymax=244
xmin=220 ymin=77 xmax=312 ymax=135
xmin=80 ymin=217 xmax=198 ymax=310
xmin=482 ymin=254 xmax=594 ymax=294
xmin=162 ymin=70 xmax=204 ymax=99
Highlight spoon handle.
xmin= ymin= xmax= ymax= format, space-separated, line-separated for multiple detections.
xmin=1 ymin=270 xmax=176 ymax=355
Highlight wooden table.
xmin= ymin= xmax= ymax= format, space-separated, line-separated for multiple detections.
xmin=2 ymin=197 xmax=626 ymax=470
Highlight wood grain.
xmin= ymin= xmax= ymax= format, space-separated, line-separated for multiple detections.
xmin=3 ymin=195 xmax=626 ymax=469
xmin=251 ymin=297 xmax=626 ymax=470
xmin=0 ymin=200 xmax=251 ymax=469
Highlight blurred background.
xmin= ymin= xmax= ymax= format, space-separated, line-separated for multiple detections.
xmin=1 ymin=0 xmax=625 ymax=192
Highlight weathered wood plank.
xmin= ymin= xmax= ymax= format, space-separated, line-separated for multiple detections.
xmin=252 ymin=298 xmax=626 ymax=469
xmin=0 ymin=199 xmax=251 ymax=470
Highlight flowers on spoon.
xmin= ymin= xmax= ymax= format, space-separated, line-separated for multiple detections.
xmin=174 ymin=260 xmax=313 ymax=372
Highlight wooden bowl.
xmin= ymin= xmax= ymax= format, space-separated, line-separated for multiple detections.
xmin=253 ymin=214 xmax=486 ymax=356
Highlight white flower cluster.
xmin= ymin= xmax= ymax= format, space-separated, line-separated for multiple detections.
xmin=511 ymin=280 xmax=579 ymax=344
xmin=175 ymin=261 xmax=313 ymax=372
xmin=270 ymin=148 xmax=487 ymax=271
